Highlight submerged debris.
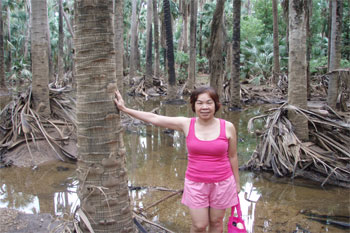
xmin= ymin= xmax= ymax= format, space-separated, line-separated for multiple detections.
xmin=243 ymin=103 xmax=350 ymax=188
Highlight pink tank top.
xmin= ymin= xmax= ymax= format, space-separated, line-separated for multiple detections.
xmin=185 ymin=118 xmax=233 ymax=183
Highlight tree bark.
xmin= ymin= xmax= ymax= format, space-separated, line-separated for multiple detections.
xmin=145 ymin=0 xmax=153 ymax=88
xmin=281 ymin=0 xmax=289 ymax=58
xmin=0 ymin=0 xmax=5 ymax=89
xmin=272 ymin=0 xmax=280 ymax=85
xmin=188 ymin=0 xmax=198 ymax=91
xmin=74 ymin=0 xmax=134 ymax=232
xmin=209 ymin=0 xmax=225 ymax=94
xmin=163 ymin=0 xmax=176 ymax=100
xmin=31 ymin=0 xmax=51 ymax=116
xmin=288 ymin=0 xmax=308 ymax=141
xmin=153 ymin=0 xmax=160 ymax=78
xmin=57 ymin=0 xmax=64 ymax=87
xmin=229 ymin=0 xmax=241 ymax=109
xmin=115 ymin=0 xmax=124 ymax=93
xmin=327 ymin=0 xmax=343 ymax=109
xmin=129 ymin=0 xmax=138 ymax=81
xmin=24 ymin=0 xmax=31 ymax=60
xmin=306 ymin=0 xmax=312 ymax=99
xmin=6 ymin=7 xmax=11 ymax=73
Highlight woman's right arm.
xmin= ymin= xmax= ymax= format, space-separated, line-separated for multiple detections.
xmin=114 ymin=90 xmax=189 ymax=133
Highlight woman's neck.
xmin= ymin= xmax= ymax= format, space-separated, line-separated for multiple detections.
xmin=196 ymin=117 xmax=217 ymax=126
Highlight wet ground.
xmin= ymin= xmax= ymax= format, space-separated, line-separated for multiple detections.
xmin=0 ymin=96 xmax=349 ymax=232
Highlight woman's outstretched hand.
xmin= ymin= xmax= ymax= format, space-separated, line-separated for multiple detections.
xmin=114 ymin=90 xmax=127 ymax=112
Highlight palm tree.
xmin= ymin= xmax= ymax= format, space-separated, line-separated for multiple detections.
xmin=31 ymin=0 xmax=51 ymax=116
xmin=209 ymin=0 xmax=225 ymax=94
xmin=288 ymin=0 xmax=308 ymax=141
xmin=272 ymin=0 xmax=280 ymax=84
xmin=229 ymin=0 xmax=241 ymax=110
xmin=74 ymin=0 xmax=134 ymax=231
xmin=0 ymin=0 xmax=5 ymax=89
xmin=57 ymin=0 xmax=64 ymax=87
xmin=327 ymin=0 xmax=343 ymax=109
xmin=188 ymin=0 xmax=198 ymax=91
xmin=115 ymin=0 xmax=124 ymax=93
xmin=153 ymin=0 xmax=160 ymax=78
xmin=129 ymin=0 xmax=138 ymax=82
xmin=145 ymin=0 xmax=153 ymax=89
xmin=163 ymin=0 xmax=176 ymax=100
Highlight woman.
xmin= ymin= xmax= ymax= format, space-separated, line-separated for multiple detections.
xmin=114 ymin=86 xmax=240 ymax=233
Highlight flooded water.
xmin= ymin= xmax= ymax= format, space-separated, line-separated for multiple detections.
xmin=0 ymin=96 xmax=349 ymax=232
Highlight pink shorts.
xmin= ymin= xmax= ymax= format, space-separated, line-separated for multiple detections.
xmin=181 ymin=175 xmax=238 ymax=209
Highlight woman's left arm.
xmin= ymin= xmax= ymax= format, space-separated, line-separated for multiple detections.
xmin=226 ymin=121 xmax=241 ymax=193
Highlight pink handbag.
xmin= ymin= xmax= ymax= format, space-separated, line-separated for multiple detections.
xmin=227 ymin=195 xmax=247 ymax=233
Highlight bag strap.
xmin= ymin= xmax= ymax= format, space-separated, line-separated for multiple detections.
xmin=230 ymin=193 xmax=242 ymax=218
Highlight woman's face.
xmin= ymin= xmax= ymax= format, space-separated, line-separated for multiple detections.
xmin=194 ymin=92 xmax=215 ymax=120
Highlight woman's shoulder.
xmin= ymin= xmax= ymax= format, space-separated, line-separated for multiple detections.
xmin=223 ymin=120 xmax=236 ymax=137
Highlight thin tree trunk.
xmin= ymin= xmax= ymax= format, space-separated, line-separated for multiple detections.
xmin=24 ymin=0 xmax=31 ymax=60
xmin=327 ymin=0 xmax=343 ymax=109
xmin=163 ymin=0 xmax=176 ymax=99
xmin=288 ymin=0 xmax=308 ymax=141
xmin=6 ymin=7 xmax=11 ymax=73
xmin=129 ymin=0 xmax=138 ymax=81
xmin=182 ymin=0 xmax=189 ymax=53
xmin=188 ymin=0 xmax=198 ymax=91
xmin=115 ymin=0 xmax=124 ymax=93
xmin=209 ymin=0 xmax=225 ymax=94
xmin=57 ymin=0 xmax=64 ymax=87
xmin=306 ymin=0 xmax=312 ymax=99
xmin=74 ymin=0 xmax=134 ymax=231
xmin=0 ymin=0 xmax=5 ymax=89
xmin=145 ymin=0 xmax=153 ymax=88
xmin=281 ymin=0 xmax=289 ymax=59
xmin=272 ymin=0 xmax=280 ymax=85
xmin=63 ymin=9 xmax=74 ymax=38
xmin=31 ymin=0 xmax=51 ymax=116
xmin=153 ymin=0 xmax=160 ymax=78
xmin=327 ymin=0 xmax=332 ymax=70
xmin=229 ymin=0 xmax=241 ymax=109
xmin=161 ymin=12 xmax=167 ymax=74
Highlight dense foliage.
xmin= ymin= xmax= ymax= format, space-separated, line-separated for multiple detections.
xmin=2 ymin=0 xmax=349 ymax=84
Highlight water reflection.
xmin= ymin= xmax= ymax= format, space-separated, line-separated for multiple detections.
xmin=0 ymin=97 xmax=349 ymax=233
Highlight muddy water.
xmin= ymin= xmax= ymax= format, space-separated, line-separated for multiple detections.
xmin=0 ymin=96 xmax=349 ymax=232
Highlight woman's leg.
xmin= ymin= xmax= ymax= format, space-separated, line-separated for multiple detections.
xmin=189 ymin=207 xmax=209 ymax=233
xmin=208 ymin=208 xmax=226 ymax=233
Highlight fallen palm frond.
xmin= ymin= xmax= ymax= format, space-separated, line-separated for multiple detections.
xmin=0 ymin=86 xmax=77 ymax=164
xmin=244 ymin=104 xmax=350 ymax=188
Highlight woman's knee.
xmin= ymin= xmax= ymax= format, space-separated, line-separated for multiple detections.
xmin=192 ymin=220 xmax=209 ymax=232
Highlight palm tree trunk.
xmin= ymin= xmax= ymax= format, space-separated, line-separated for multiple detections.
xmin=281 ymin=0 xmax=289 ymax=58
xmin=115 ymin=0 xmax=124 ymax=93
xmin=163 ymin=0 xmax=176 ymax=99
xmin=0 ymin=0 xmax=5 ymax=89
xmin=229 ymin=0 xmax=241 ymax=109
xmin=288 ymin=0 xmax=308 ymax=141
xmin=31 ymin=0 xmax=51 ymax=116
xmin=153 ymin=0 xmax=160 ymax=78
xmin=57 ymin=0 xmax=64 ymax=87
xmin=327 ymin=0 xmax=343 ymax=109
xmin=74 ymin=0 xmax=134 ymax=232
xmin=145 ymin=0 xmax=153 ymax=89
xmin=209 ymin=0 xmax=225 ymax=94
xmin=188 ymin=0 xmax=198 ymax=91
xmin=306 ymin=0 xmax=312 ymax=99
xmin=272 ymin=0 xmax=280 ymax=85
xmin=129 ymin=0 xmax=138 ymax=81
xmin=6 ymin=7 xmax=11 ymax=73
